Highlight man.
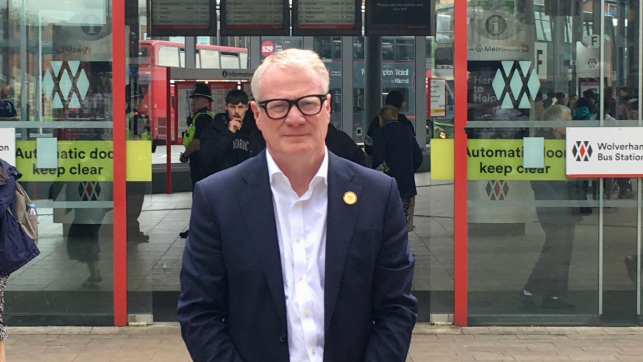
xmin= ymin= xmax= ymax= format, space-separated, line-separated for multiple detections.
xmin=325 ymin=123 xmax=366 ymax=166
xmin=199 ymin=89 xmax=265 ymax=178
xmin=125 ymin=83 xmax=151 ymax=243
xmin=521 ymin=105 xmax=582 ymax=309
xmin=0 ymin=86 xmax=16 ymax=118
xmin=179 ymin=83 xmax=214 ymax=239
xmin=372 ymin=105 xmax=423 ymax=231
xmin=364 ymin=90 xmax=414 ymax=164
xmin=178 ymin=49 xmax=417 ymax=362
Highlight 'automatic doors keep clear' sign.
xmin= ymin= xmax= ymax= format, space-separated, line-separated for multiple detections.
xmin=566 ymin=127 xmax=643 ymax=178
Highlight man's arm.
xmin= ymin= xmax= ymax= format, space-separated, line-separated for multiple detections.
xmin=364 ymin=179 xmax=418 ymax=362
xmin=177 ymin=182 xmax=245 ymax=362
xmin=371 ymin=129 xmax=386 ymax=170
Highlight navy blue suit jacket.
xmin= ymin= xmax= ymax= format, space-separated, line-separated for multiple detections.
xmin=177 ymin=150 xmax=418 ymax=362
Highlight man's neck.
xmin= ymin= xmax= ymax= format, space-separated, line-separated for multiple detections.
xmin=270 ymin=148 xmax=325 ymax=197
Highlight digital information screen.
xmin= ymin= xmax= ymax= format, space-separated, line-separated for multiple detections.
xmin=366 ymin=0 xmax=431 ymax=36
xmin=293 ymin=0 xmax=361 ymax=36
xmin=221 ymin=0 xmax=290 ymax=36
xmin=148 ymin=0 xmax=215 ymax=36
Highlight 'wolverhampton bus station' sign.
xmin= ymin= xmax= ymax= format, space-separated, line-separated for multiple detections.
xmin=566 ymin=127 xmax=643 ymax=178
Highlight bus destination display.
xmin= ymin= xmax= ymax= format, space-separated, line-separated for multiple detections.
xmin=149 ymin=0 xmax=214 ymax=36
xmin=366 ymin=0 xmax=431 ymax=36
xmin=221 ymin=0 xmax=289 ymax=36
xmin=293 ymin=0 xmax=361 ymax=36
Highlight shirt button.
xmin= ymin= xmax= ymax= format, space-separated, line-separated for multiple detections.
xmin=304 ymin=310 xmax=309 ymax=317
xmin=311 ymin=348 xmax=316 ymax=355
xmin=295 ymin=237 xmax=300 ymax=243
xmin=298 ymin=274 xmax=303 ymax=281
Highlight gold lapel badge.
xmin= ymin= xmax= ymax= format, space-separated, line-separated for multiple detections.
xmin=343 ymin=191 xmax=357 ymax=205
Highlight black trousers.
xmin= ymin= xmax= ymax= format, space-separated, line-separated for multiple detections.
xmin=525 ymin=223 xmax=576 ymax=297
xmin=126 ymin=182 xmax=146 ymax=236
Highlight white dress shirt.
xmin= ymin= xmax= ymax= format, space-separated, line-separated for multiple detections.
xmin=267 ymin=148 xmax=328 ymax=362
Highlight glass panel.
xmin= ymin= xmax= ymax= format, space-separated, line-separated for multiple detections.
xmin=314 ymin=37 xmax=342 ymax=130
xmin=1 ymin=0 xmax=114 ymax=324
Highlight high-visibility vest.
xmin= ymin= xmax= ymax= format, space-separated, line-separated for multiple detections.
xmin=183 ymin=110 xmax=214 ymax=147
xmin=126 ymin=111 xmax=152 ymax=141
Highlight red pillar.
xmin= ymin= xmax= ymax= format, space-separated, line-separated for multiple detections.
xmin=112 ymin=0 xmax=128 ymax=327
xmin=453 ymin=0 xmax=468 ymax=327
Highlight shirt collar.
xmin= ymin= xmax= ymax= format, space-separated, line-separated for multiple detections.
xmin=266 ymin=147 xmax=329 ymax=189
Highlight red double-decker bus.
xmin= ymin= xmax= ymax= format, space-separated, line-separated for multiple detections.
xmin=137 ymin=40 xmax=248 ymax=144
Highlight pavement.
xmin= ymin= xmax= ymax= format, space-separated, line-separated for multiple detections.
xmin=7 ymin=324 xmax=643 ymax=362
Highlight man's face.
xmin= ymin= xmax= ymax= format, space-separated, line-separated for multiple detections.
xmin=226 ymin=102 xmax=248 ymax=122
xmin=251 ymin=66 xmax=330 ymax=159
xmin=192 ymin=96 xmax=209 ymax=111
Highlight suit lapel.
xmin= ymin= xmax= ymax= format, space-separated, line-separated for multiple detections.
xmin=324 ymin=154 xmax=361 ymax=332
xmin=236 ymin=151 xmax=287 ymax=329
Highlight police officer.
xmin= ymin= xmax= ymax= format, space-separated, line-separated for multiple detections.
xmin=125 ymin=83 xmax=151 ymax=242
xmin=179 ymin=83 xmax=214 ymax=238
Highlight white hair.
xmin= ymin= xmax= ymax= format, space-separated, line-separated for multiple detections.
xmin=542 ymin=105 xmax=571 ymax=121
xmin=251 ymin=48 xmax=330 ymax=101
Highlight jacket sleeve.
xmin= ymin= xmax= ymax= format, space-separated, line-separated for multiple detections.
xmin=364 ymin=178 xmax=418 ymax=362
xmin=364 ymin=117 xmax=378 ymax=156
xmin=411 ymin=137 xmax=423 ymax=172
xmin=371 ymin=128 xmax=386 ymax=170
xmin=199 ymin=117 xmax=236 ymax=175
xmin=177 ymin=182 xmax=245 ymax=362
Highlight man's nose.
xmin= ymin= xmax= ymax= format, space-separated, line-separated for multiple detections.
xmin=284 ymin=104 xmax=306 ymax=125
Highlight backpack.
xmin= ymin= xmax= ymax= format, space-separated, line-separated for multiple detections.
xmin=7 ymin=182 xmax=39 ymax=244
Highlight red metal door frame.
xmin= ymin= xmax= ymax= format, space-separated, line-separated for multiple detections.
xmin=454 ymin=0 xmax=468 ymax=326
xmin=112 ymin=0 xmax=128 ymax=326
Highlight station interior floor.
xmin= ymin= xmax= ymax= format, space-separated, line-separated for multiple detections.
xmin=6 ymin=169 xmax=643 ymax=323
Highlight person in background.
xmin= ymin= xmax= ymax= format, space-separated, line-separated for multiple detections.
xmin=554 ymin=92 xmax=566 ymax=108
xmin=325 ymin=123 xmax=366 ymax=166
xmin=0 ymin=86 xmax=16 ymax=118
xmin=543 ymin=91 xmax=556 ymax=108
xmin=521 ymin=105 xmax=583 ymax=310
xmin=364 ymin=90 xmax=414 ymax=166
xmin=372 ymin=105 xmax=423 ymax=231
xmin=125 ymin=83 xmax=150 ymax=243
xmin=582 ymin=89 xmax=598 ymax=114
xmin=179 ymin=83 xmax=215 ymax=239
xmin=199 ymin=89 xmax=264 ymax=178
xmin=567 ymin=94 xmax=578 ymax=110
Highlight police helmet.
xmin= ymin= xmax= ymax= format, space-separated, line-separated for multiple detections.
xmin=189 ymin=83 xmax=213 ymax=102
xmin=125 ymin=83 xmax=145 ymax=99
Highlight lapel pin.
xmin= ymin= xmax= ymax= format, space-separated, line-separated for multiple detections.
xmin=343 ymin=191 xmax=357 ymax=205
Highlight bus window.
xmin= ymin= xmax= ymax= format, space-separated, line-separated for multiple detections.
xmin=221 ymin=52 xmax=240 ymax=68
xmin=180 ymin=50 xmax=185 ymax=67
xmin=382 ymin=38 xmax=395 ymax=61
xmin=200 ymin=50 xmax=220 ymax=68
xmin=158 ymin=46 xmax=180 ymax=67
xmin=435 ymin=7 xmax=453 ymax=43
xmin=240 ymin=53 xmax=248 ymax=68
xmin=139 ymin=47 xmax=150 ymax=66
xmin=395 ymin=39 xmax=414 ymax=61
xmin=353 ymin=37 xmax=364 ymax=60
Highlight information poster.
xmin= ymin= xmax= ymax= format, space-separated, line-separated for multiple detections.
xmin=293 ymin=0 xmax=361 ymax=36
xmin=430 ymin=79 xmax=447 ymax=118
xmin=366 ymin=0 xmax=431 ymax=36
xmin=148 ymin=0 xmax=215 ymax=36
xmin=221 ymin=0 xmax=289 ymax=36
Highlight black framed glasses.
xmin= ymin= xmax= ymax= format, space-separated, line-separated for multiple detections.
xmin=257 ymin=94 xmax=327 ymax=120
